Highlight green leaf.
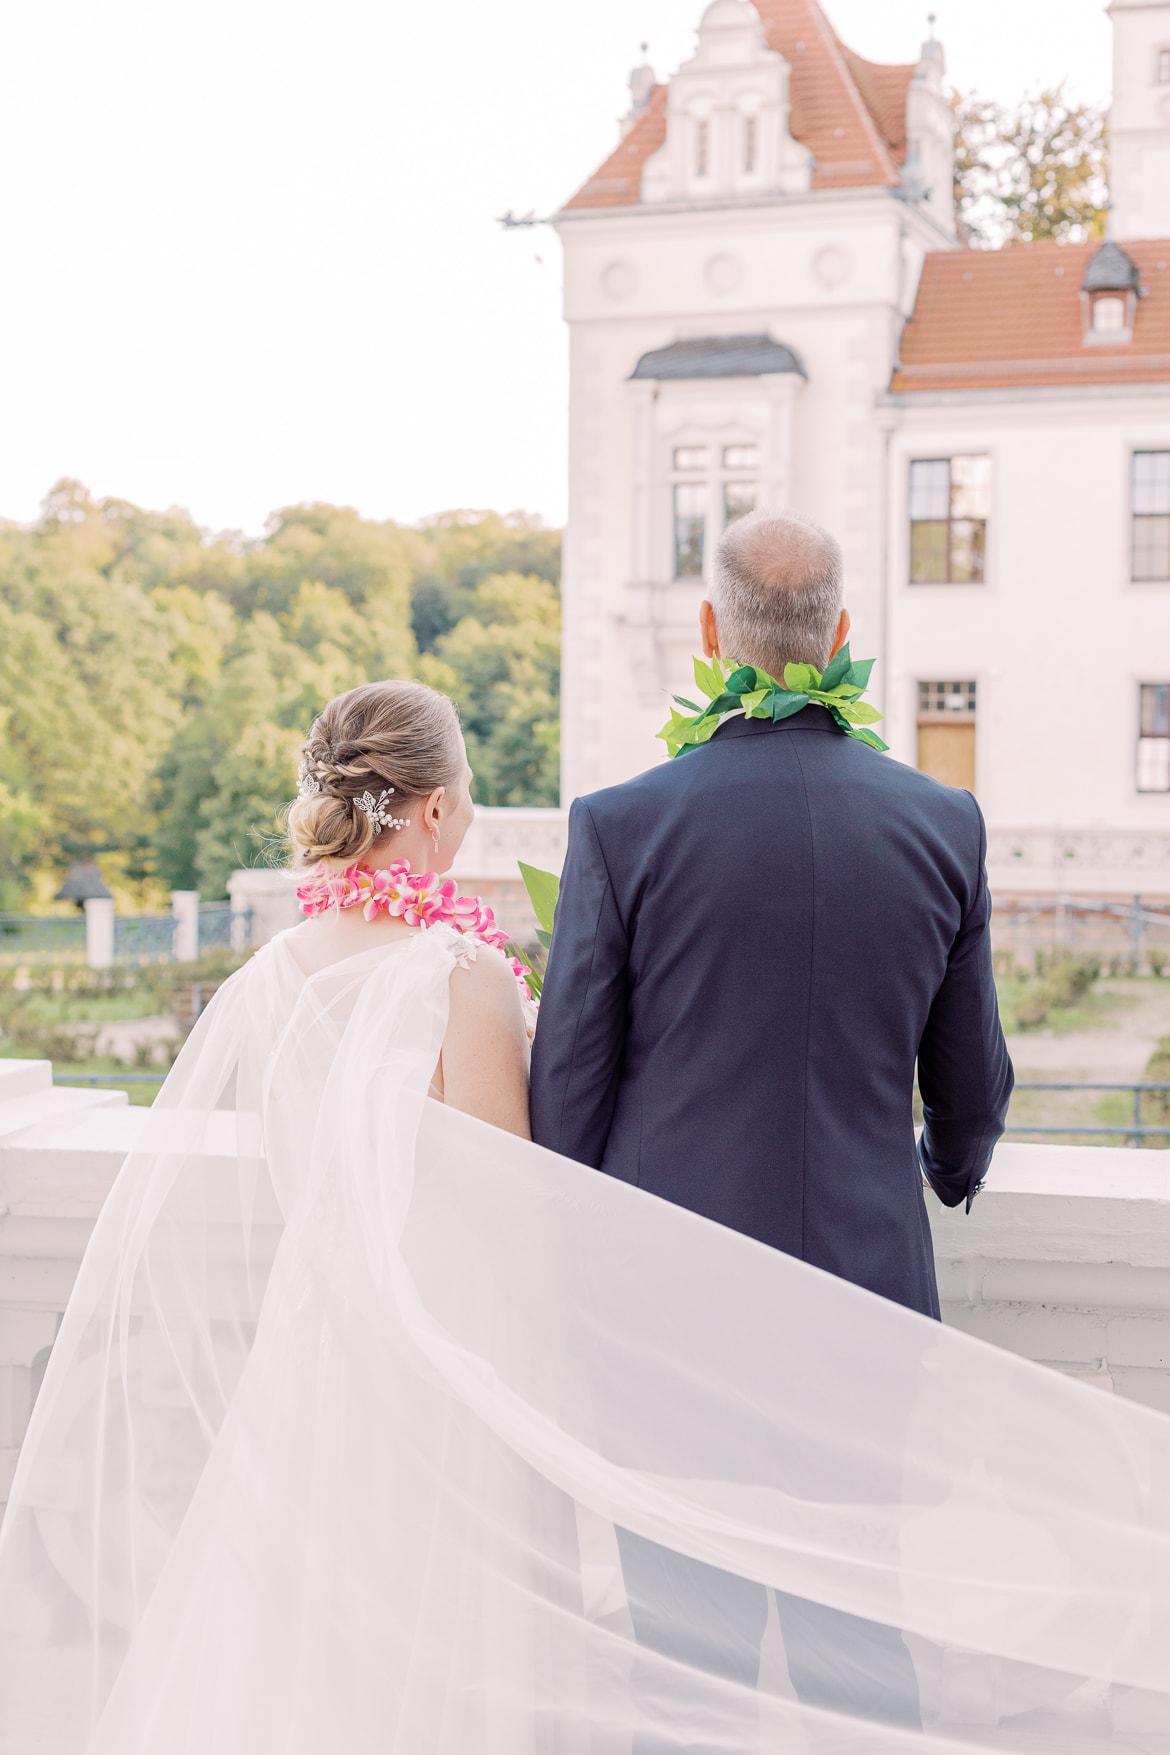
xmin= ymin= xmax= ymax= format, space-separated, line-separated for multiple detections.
xmin=525 ymin=968 xmax=544 ymax=999
xmin=772 ymin=690 xmax=810 ymax=722
xmin=680 ymin=715 xmax=723 ymax=746
xmin=783 ymin=662 xmax=820 ymax=694
xmin=692 ymin=656 xmax=721 ymax=699
xmin=518 ymin=861 xmax=561 ymax=934
xmin=835 ymin=699 xmax=883 ymax=725
xmin=819 ymin=645 xmax=852 ymax=692
xmin=741 ymin=688 xmax=770 ymax=718
xmin=724 ymin=665 xmax=759 ymax=694
xmin=851 ymin=727 xmax=889 ymax=751
xmin=536 ymin=927 xmax=552 ymax=950
xmin=672 ymin=695 xmax=702 ymax=712
xmin=848 ymin=656 xmax=875 ymax=691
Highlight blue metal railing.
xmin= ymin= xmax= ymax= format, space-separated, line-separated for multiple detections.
xmin=0 ymin=914 xmax=86 ymax=959
xmin=1005 ymin=1081 xmax=1170 ymax=1147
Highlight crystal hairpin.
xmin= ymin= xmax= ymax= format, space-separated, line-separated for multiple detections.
xmin=354 ymin=788 xmax=410 ymax=833
xmin=297 ymin=756 xmax=322 ymax=799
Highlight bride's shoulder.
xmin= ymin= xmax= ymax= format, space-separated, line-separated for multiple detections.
xmin=439 ymin=929 xmax=518 ymax=1001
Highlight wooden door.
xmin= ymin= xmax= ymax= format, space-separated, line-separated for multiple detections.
xmin=917 ymin=722 xmax=976 ymax=791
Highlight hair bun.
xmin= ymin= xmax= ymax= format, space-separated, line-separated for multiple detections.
xmin=287 ymin=679 xmax=462 ymax=868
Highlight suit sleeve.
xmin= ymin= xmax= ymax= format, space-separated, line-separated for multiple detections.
xmin=529 ymin=797 xmax=629 ymax=1167
xmin=917 ymin=798 xmax=1015 ymax=1211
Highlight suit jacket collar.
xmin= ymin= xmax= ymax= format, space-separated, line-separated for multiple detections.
xmin=707 ymin=703 xmax=846 ymax=744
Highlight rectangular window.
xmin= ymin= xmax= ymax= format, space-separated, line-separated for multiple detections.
xmin=722 ymin=444 xmax=758 ymax=469
xmin=1132 ymin=451 xmax=1170 ymax=582
xmin=743 ymin=115 xmax=757 ymax=173
xmin=909 ymin=456 xmax=990 ymax=584
xmin=695 ymin=119 xmax=710 ymax=178
xmin=673 ymin=445 xmax=708 ymax=470
xmin=673 ymin=484 xmax=707 ymax=577
xmin=917 ymin=680 xmax=977 ymax=791
xmin=918 ymin=680 xmax=977 ymax=718
xmin=1139 ymin=683 xmax=1170 ymax=791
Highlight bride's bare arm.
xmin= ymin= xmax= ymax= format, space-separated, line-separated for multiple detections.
xmin=440 ymin=947 xmax=532 ymax=1139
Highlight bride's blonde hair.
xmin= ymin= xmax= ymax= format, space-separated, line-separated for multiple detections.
xmin=288 ymin=680 xmax=463 ymax=867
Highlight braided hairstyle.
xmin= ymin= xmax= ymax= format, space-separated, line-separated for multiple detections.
xmin=287 ymin=681 xmax=463 ymax=867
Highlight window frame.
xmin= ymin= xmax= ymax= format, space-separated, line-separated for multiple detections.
xmin=1157 ymin=45 xmax=1170 ymax=84
xmin=907 ymin=455 xmax=992 ymax=586
xmin=667 ymin=439 xmax=762 ymax=583
xmin=1137 ymin=682 xmax=1170 ymax=794
xmin=1131 ymin=449 xmax=1170 ymax=584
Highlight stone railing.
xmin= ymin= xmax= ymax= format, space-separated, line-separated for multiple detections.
xmin=2 ymin=1061 xmax=1169 ymax=1514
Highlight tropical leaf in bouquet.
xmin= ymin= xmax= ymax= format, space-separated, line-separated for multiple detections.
xmin=518 ymin=861 xmax=560 ymax=934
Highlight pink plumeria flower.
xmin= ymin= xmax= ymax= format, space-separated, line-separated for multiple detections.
xmin=362 ymin=865 xmax=407 ymax=921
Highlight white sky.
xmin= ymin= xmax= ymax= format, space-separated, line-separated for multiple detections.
xmin=0 ymin=0 xmax=1112 ymax=536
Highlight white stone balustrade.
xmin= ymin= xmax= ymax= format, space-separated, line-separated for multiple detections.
xmin=2 ymin=1062 xmax=1170 ymax=1520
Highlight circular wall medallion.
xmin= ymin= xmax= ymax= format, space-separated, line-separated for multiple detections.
xmin=601 ymin=260 xmax=638 ymax=300
xmin=812 ymin=244 xmax=852 ymax=290
xmin=704 ymin=253 xmax=743 ymax=296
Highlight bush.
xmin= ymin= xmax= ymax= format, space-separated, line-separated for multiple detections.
xmin=1013 ymin=957 xmax=1102 ymax=1032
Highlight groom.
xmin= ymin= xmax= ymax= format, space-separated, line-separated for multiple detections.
xmin=530 ymin=510 xmax=1014 ymax=1740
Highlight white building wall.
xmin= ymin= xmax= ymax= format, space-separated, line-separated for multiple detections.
xmin=557 ymin=192 xmax=951 ymax=798
xmin=884 ymin=388 xmax=1170 ymax=891
xmin=1110 ymin=0 xmax=1170 ymax=241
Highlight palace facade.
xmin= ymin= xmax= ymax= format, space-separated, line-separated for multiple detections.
xmin=553 ymin=0 xmax=1170 ymax=897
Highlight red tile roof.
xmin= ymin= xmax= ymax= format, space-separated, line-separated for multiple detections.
xmin=564 ymin=0 xmax=912 ymax=212
xmin=891 ymin=240 xmax=1170 ymax=393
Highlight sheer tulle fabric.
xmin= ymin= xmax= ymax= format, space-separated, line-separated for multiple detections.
xmin=1 ymin=927 xmax=1169 ymax=1754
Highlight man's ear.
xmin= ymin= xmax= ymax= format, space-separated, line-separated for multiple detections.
xmin=700 ymin=599 xmax=720 ymax=659
xmin=829 ymin=607 xmax=851 ymax=660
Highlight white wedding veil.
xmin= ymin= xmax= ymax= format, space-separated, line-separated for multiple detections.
xmin=0 ymin=923 xmax=1168 ymax=1753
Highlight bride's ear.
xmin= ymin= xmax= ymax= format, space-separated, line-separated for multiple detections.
xmin=423 ymin=786 xmax=446 ymax=835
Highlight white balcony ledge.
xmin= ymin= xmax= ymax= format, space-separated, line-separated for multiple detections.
xmin=3 ymin=1065 xmax=1170 ymax=1507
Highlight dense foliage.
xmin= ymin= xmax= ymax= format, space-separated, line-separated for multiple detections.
xmin=0 ymin=482 xmax=560 ymax=906
xmin=954 ymin=87 xmax=1108 ymax=248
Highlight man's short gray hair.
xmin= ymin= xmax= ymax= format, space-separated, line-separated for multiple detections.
xmin=709 ymin=511 xmax=843 ymax=675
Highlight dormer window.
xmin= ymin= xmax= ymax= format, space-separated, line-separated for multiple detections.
xmin=1080 ymin=241 xmax=1142 ymax=345
xmin=1093 ymin=295 xmax=1127 ymax=335
xmin=743 ymin=115 xmax=757 ymax=174
xmin=695 ymin=119 xmax=710 ymax=179
xmin=1158 ymin=47 xmax=1170 ymax=83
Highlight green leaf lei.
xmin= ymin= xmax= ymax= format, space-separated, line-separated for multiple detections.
xmin=656 ymin=645 xmax=888 ymax=759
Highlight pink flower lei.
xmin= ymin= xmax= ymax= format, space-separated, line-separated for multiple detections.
xmin=295 ymin=861 xmax=536 ymax=1003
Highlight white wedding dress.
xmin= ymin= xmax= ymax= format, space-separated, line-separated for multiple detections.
xmin=1 ymin=924 xmax=1169 ymax=1753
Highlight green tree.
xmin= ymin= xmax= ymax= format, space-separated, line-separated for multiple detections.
xmin=410 ymin=511 xmax=561 ymax=652
xmin=0 ymin=480 xmax=560 ymax=906
xmin=421 ymin=573 xmax=561 ymax=806
xmin=954 ymin=86 xmax=1108 ymax=247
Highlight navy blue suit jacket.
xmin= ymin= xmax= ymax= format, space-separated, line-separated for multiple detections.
xmin=529 ymin=706 xmax=1014 ymax=1318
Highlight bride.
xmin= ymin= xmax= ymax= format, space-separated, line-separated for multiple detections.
xmin=1 ymin=678 xmax=1169 ymax=1755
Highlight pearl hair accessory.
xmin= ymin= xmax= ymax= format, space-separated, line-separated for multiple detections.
xmin=354 ymin=788 xmax=410 ymax=834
